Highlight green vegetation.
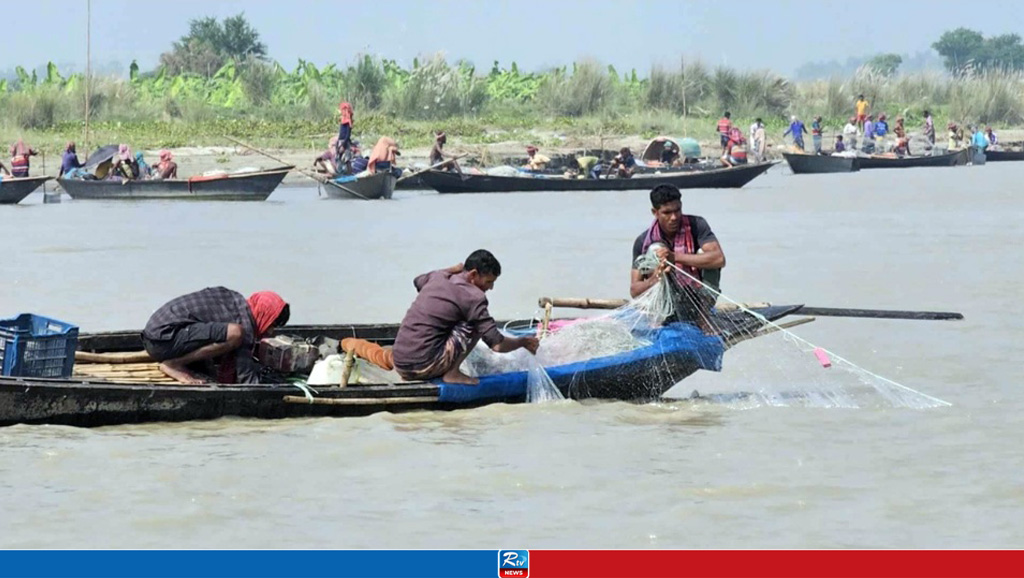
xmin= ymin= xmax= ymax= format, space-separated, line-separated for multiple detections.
xmin=2 ymin=17 xmax=1023 ymax=155
xmin=933 ymin=28 xmax=1024 ymax=73
xmin=866 ymin=54 xmax=903 ymax=77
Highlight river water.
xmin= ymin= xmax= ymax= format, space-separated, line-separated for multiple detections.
xmin=0 ymin=164 xmax=1021 ymax=548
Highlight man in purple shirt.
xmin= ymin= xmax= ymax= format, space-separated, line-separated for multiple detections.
xmin=392 ymin=249 xmax=539 ymax=385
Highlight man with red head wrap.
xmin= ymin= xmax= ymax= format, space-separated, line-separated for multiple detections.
xmin=142 ymin=287 xmax=289 ymax=384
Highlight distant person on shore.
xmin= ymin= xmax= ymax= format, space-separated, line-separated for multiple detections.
xmin=843 ymin=117 xmax=859 ymax=151
xmin=112 ymin=144 xmax=140 ymax=180
xmin=567 ymin=154 xmax=598 ymax=179
xmin=336 ymin=101 xmax=355 ymax=172
xmin=971 ymin=126 xmax=990 ymax=152
xmin=874 ymin=114 xmax=889 ymax=143
xmin=155 ymin=150 xmax=178 ymax=179
xmin=135 ymin=152 xmax=153 ymax=179
xmin=748 ymin=118 xmax=762 ymax=146
xmin=660 ymin=140 xmax=680 ymax=165
xmin=392 ymin=250 xmax=539 ymax=385
xmin=58 ymin=142 xmax=83 ymax=178
xmin=717 ymin=112 xmax=732 ymax=151
xmin=833 ymin=135 xmax=846 ymax=153
xmin=783 ymin=115 xmax=807 ymax=151
xmin=609 ymin=147 xmax=637 ymax=178
xmin=429 ymin=131 xmax=462 ymax=174
xmin=314 ymin=136 xmax=339 ymax=176
xmin=142 ymin=287 xmax=289 ymax=385
xmin=923 ymin=110 xmax=935 ymax=148
xmin=811 ymin=116 xmax=824 ymax=154
xmin=523 ymin=145 xmax=550 ymax=171
xmin=721 ymin=127 xmax=747 ymax=167
xmin=9 ymin=139 xmax=38 ymax=178
xmin=367 ymin=137 xmax=401 ymax=175
xmin=947 ymin=123 xmax=964 ymax=150
xmin=893 ymin=117 xmax=910 ymax=156
xmin=752 ymin=120 xmax=767 ymax=163
xmin=855 ymin=94 xmax=869 ymax=123
xmin=985 ymin=126 xmax=999 ymax=150
xmin=862 ymin=116 xmax=876 ymax=153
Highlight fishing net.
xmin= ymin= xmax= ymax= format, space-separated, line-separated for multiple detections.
xmin=633 ymin=249 xmax=951 ymax=410
xmin=459 ymin=244 xmax=949 ymax=409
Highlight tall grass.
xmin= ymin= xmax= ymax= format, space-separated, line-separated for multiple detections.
xmin=2 ymin=55 xmax=1023 ymax=148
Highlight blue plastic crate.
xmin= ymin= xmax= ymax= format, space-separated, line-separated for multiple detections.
xmin=0 ymin=314 xmax=79 ymax=379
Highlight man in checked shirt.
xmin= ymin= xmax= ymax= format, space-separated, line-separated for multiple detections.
xmin=141 ymin=287 xmax=290 ymax=384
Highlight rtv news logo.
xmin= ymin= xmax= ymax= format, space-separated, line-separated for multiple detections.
xmin=498 ymin=550 xmax=529 ymax=578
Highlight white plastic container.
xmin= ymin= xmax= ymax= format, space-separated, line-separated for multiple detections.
xmin=307 ymin=354 xmax=346 ymax=386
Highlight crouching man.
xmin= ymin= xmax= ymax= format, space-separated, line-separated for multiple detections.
xmin=392 ymin=250 xmax=538 ymax=385
xmin=141 ymin=287 xmax=289 ymax=384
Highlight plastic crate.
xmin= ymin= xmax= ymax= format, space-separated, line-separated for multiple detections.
xmin=0 ymin=314 xmax=79 ymax=379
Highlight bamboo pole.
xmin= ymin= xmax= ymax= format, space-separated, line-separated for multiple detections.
xmin=75 ymin=351 xmax=153 ymax=364
xmin=282 ymin=395 xmax=439 ymax=406
xmin=85 ymin=0 xmax=91 ymax=155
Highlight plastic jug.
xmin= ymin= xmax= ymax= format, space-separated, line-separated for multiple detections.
xmin=307 ymin=354 xmax=346 ymax=386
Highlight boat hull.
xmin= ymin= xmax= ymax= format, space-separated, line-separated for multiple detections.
xmin=0 ymin=176 xmax=52 ymax=204
xmin=0 ymin=306 xmax=801 ymax=427
xmin=322 ymin=171 xmax=396 ymax=200
xmin=858 ymin=149 xmax=968 ymax=169
xmin=58 ymin=167 xmax=292 ymax=201
xmin=420 ymin=162 xmax=776 ymax=193
xmin=782 ymin=153 xmax=860 ymax=174
xmin=984 ymin=150 xmax=1024 ymax=162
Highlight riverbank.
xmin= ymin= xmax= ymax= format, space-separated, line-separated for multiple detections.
xmin=7 ymin=121 xmax=1023 ymax=187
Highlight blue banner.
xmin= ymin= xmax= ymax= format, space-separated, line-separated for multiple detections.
xmin=0 ymin=550 xmax=505 ymax=578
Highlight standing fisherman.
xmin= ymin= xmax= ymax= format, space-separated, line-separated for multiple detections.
xmin=336 ymin=101 xmax=355 ymax=173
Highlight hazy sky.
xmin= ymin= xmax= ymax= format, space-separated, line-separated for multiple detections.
xmin=9 ymin=0 xmax=1024 ymax=76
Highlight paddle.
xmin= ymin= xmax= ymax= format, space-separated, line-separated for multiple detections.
xmin=397 ymin=154 xmax=469 ymax=184
xmin=224 ymin=135 xmax=321 ymax=181
xmin=225 ymin=135 xmax=373 ymax=201
xmin=538 ymin=297 xmax=963 ymax=321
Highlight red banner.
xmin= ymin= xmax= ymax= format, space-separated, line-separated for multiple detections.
xmin=530 ymin=550 xmax=1022 ymax=578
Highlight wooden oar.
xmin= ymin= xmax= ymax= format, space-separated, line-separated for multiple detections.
xmin=396 ymin=154 xmax=469 ymax=184
xmin=794 ymin=307 xmax=963 ymax=321
xmin=224 ymin=135 xmax=323 ymax=183
xmin=538 ymin=297 xmax=963 ymax=320
xmin=224 ymin=135 xmax=375 ymax=200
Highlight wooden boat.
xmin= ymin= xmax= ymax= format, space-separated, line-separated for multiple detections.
xmin=58 ymin=167 xmax=292 ymax=201
xmin=782 ymin=153 xmax=860 ymax=174
xmin=983 ymin=150 xmax=1024 ymax=162
xmin=857 ymin=149 xmax=968 ymax=169
xmin=321 ymin=171 xmax=397 ymax=200
xmin=419 ymin=162 xmax=776 ymax=194
xmin=0 ymin=304 xmax=804 ymax=427
xmin=0 ymin=176 xmax=53 ymax=205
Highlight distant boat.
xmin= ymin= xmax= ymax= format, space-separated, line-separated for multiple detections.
xmin=983 ymin=150 xmax=1024 ymax=162
xmin=0 ymin=176 xmax=53 ymax=205
xmin=857 ymin=149 xmax=968 ymax=169
xmin=782 ymin=153 xmax=860 ymax=174
xmin=58 ymin=167 xmax=292 ymax=201
xmin=321 ymin=171 xmax=397 ymax=200
xmin=419 ymin=162 xmax=776 ymax=194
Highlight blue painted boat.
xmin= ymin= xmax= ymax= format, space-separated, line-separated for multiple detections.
xmin=0 ymin=305 xmax=802 ymax=427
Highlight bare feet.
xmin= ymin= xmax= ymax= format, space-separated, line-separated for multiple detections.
xmin=441 ymin=368 xmax=480 ymax=386
xmin=158 ymin=362 xmax=208 ymax=385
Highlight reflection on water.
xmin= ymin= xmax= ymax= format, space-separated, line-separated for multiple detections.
xmin=1 ymin=165 xmax=1023 ymax=547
